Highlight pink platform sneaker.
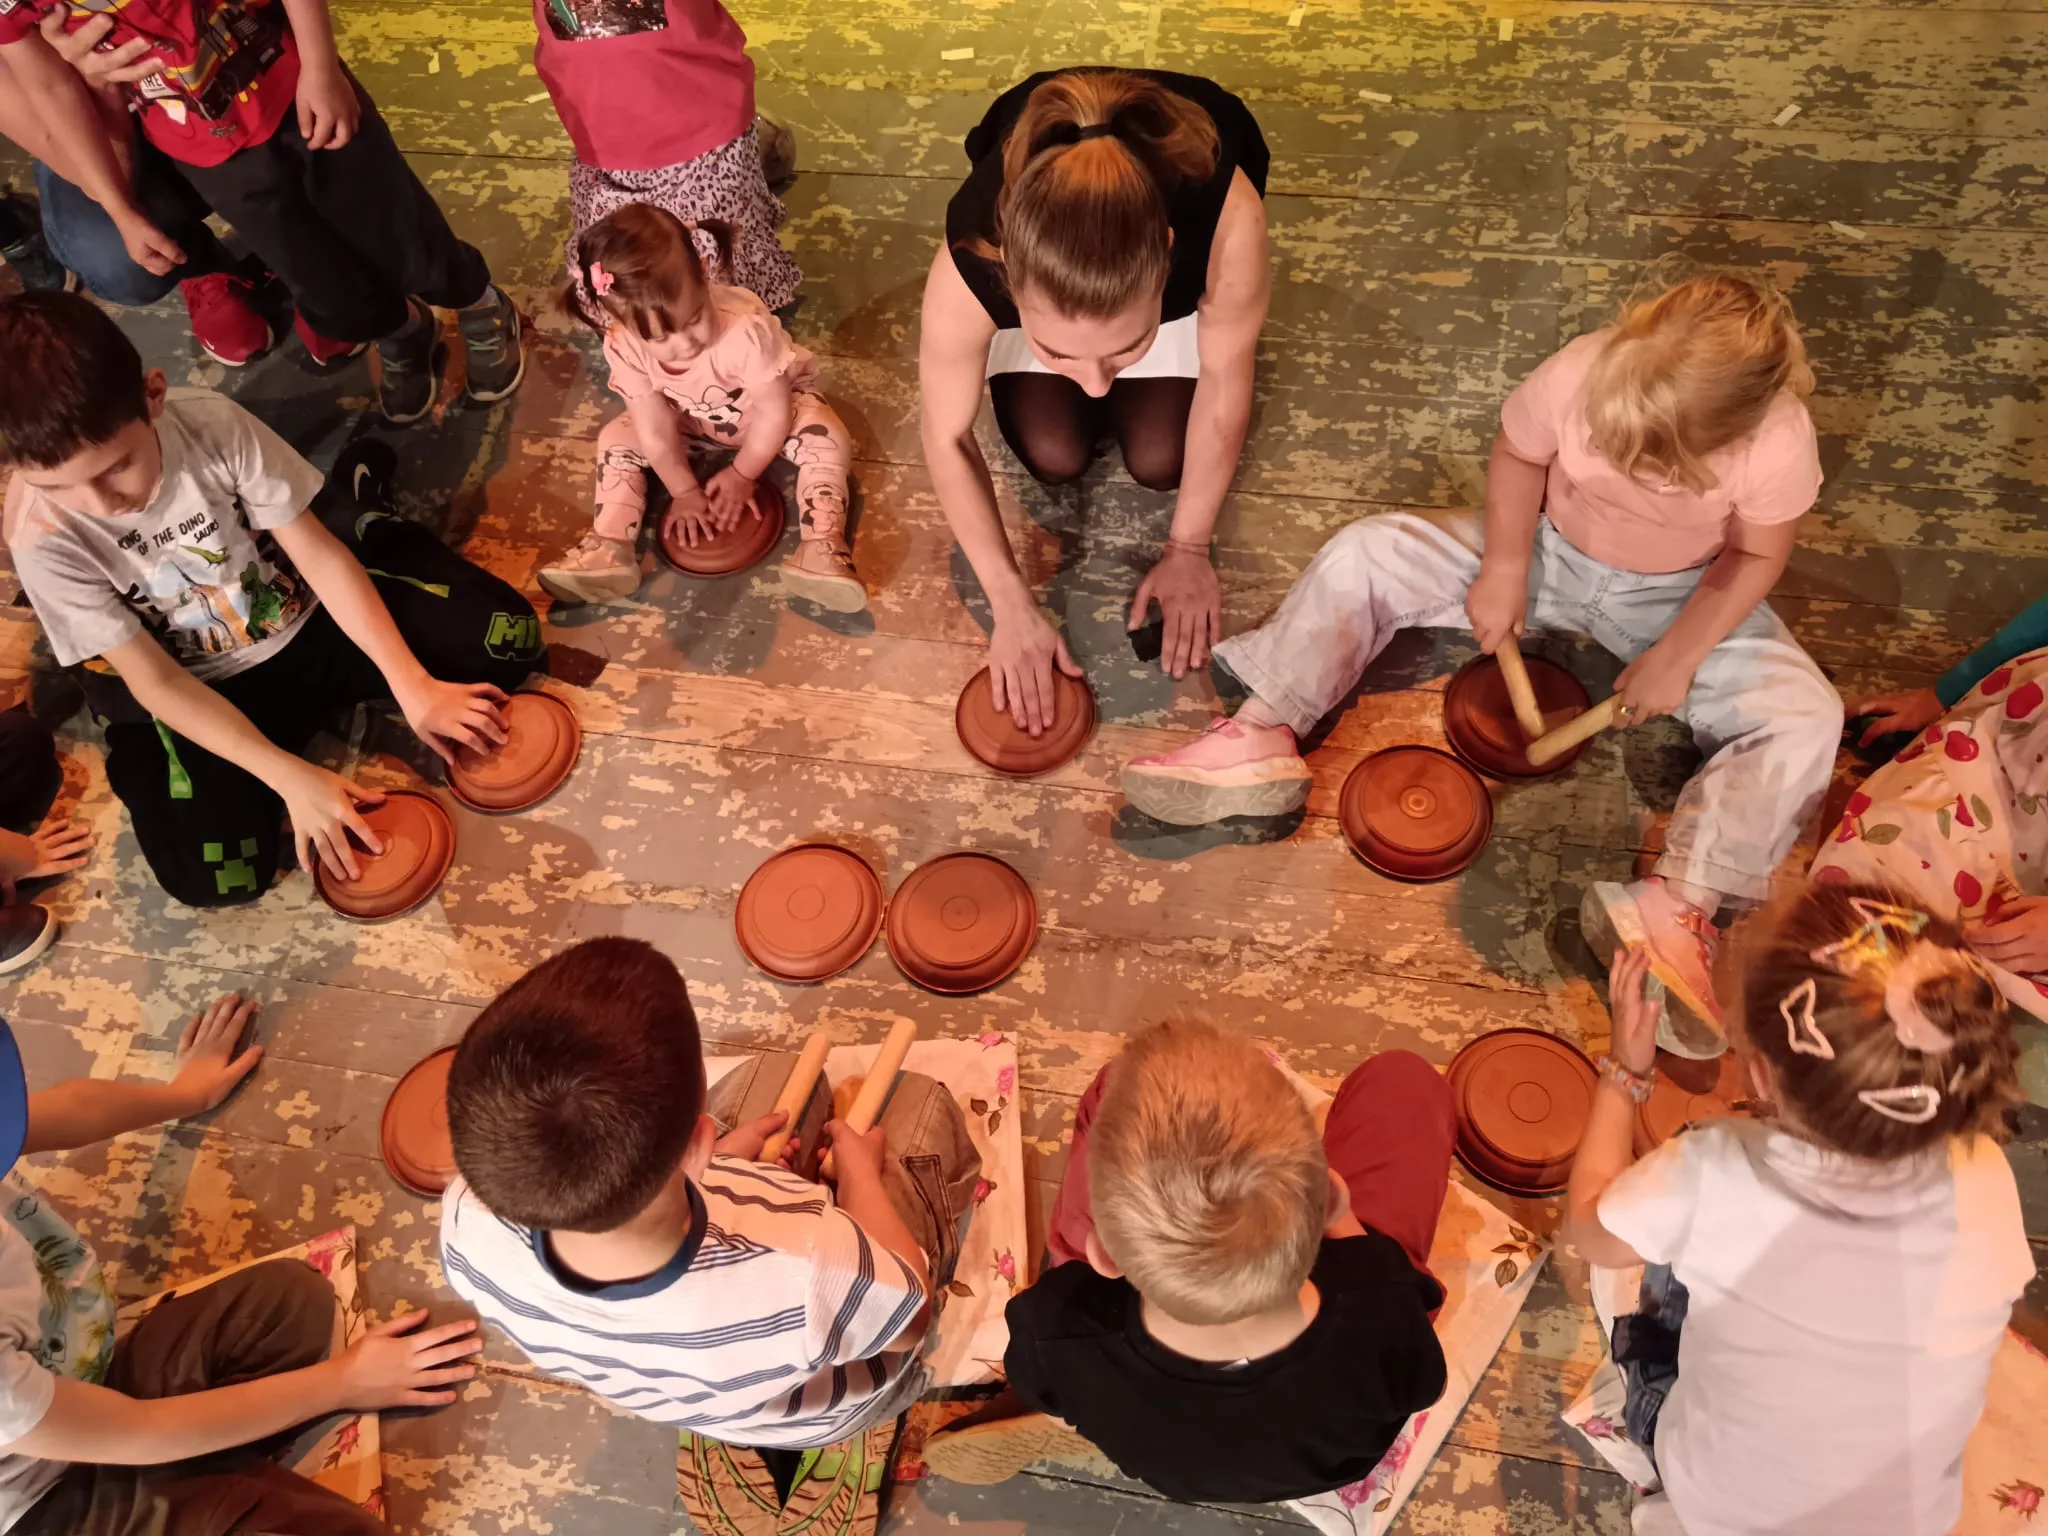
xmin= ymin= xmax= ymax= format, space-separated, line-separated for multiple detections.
xmin=1121 ymin=716 xmax=1314 ymax=825
xmin=1580 ymin=877 xmax=1728 ymax=1059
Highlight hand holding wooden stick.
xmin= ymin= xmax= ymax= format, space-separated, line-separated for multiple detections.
xmin=760 ymin=1031 xmax=832 ymax=1164
xmin=1526 ymin=696 xmax=1620 ymax=768
xmin=819 ymin=1019 xmax=918 ymax=1178
xmin=1491 ymin=643 xmax=1548 ymax=741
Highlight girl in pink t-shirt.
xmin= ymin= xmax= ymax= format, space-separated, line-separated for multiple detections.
xmin=537 ymin=204 xmax=863 ymax=612
xmin=1124 ymin=274 xmax=1841 ymax=1057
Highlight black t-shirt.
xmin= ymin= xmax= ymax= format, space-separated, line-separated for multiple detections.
xmin=944 ymin=68 xmax=1271 ymax=331
xmin=1002 ymin=1235 xmax=1447 ymax=1504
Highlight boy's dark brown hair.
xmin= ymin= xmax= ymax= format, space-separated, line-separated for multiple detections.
xmin=562 ymin=202 xmax=734 ymax=341
xmin=0 ymin=292 xmax=150 ymax=468
xmin=447 ymin=938 xmax=706 ymax=1230
xmin=1739 ymin=882 xmax=2018 ymax=1160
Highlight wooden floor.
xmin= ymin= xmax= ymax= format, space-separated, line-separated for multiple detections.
xmin=3 ymin=0 xmax=2047 ymax=1530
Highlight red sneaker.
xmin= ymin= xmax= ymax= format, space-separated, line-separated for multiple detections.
xmin=293 ymin=310 xmax=368 ymax=368
xmin=178 ymin=273 xmax=272 ymax=367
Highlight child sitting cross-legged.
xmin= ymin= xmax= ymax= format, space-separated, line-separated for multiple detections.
xmin=1571 ymin=886 xmax=2032 ymax=1536
xmin=923 ymin=1018 xmax=1450 ymax=1503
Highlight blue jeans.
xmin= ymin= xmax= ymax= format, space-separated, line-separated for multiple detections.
xmin=1612 ymin=1263 xmax=1689 ymax=1464
xmin=35 ymin=134 xmax=232 ymax=306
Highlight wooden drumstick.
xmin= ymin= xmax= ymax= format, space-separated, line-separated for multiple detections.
xmin=820 ymin=1019 xmax=919 ymax=1177
xmin=1526 ymin=696 xmax=1620 ymax=768
xmin=760 ymin=1031 xmax=832 ymax=1165
xmin=1492 ymin=643 xmax=1547 ymax=742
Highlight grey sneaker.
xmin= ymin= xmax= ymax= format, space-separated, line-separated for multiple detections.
xmin=374 ymin=299 xmax=439 ymax=425
xmin=459 ymin=285 xmax=526 ymax=404
xmin=0 ymin=904 xmax=58 ymax=976
xmin=0 ymin=194 xmax=76 ymax=293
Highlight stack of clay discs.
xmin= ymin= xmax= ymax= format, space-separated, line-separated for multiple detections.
xmin=736 ymin=843 xmax=885 ymax=983
xmin=886 ymin=852 xmax=1037 ymax=994
xmin=448 ymin=692 xmax=582 ymax=813
xmin=1338 ymin=746 xmax=1493 ymax=882
xmin=955 ymin=668 xmax=1097 ymax=777
xmin=381 ymin=1045 xmax=458 ymax=1196
xmin=315 ymin=789 xmax=456 ymax=921
xmin=658 ymin=479 xmax=785 ymax=576
xmin=1443 ymin=653 xmax=1594 ymax=778
xmin=1447 ymin=1028 xmax=1599 ymax=1195
xmin=1633 ymin=1049 xmax=1753 ymax=1157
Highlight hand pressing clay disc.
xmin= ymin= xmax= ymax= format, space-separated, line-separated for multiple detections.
xmin=1339 ymin=747 xmax=1492 ymax=882
xmin=658 ymin=479 xmax=786 ymax=576
xmin=447 ymin=692 xmax=582 ymax=813
xmin=1447 ymin=1028 xmax=1598 ymax=1196
xmin=736 ymin=844 xmax=885 ymax=983
xmin=380 ymin=1046 xmax=457 ymax=1196
xmin=955 ymin=668 xmax=1097 ymax=777
xmin=1443 ymin=653 xmax=1594 ymax=778
xmin=886 ymin=852 xmax=1037 ymax=995
xmin=1633 ymin=1048 xmax=1754 ymax=1157
xmin=315 ymin=789 xmax=456 ymax=921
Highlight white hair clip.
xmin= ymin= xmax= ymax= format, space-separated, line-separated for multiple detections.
xmin=1857 ymin=1085 xmax=1942 ymax=1125
xmin=1881 ymin=944 xmax=1958 ymax=1055
xmin=1781 ymin=977 xmax=1833 ymax=1059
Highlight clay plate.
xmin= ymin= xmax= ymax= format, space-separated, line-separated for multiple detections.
xmin=1339 ymin=747 xmax=1493 ymax=882
xmin=1443 ymin=653 xmax=1594 ymax=778
xmin=381 ymin=1046 xmax=457 ymax=1196
xmin=736 ymin=844 xmax=885 ymax=983
xmin=1634 ymin=1048 xmax=1754 ymax=1156
xmin=448 ymin=692 xmax=582 ymax=813
xmin=955 ymin=668 xmax=1097 ymax=777
xmin=658 ymin=479 xmax=786 ymax=576
xmin=886 ymin=852 xmax=1037 ymax=995
xmin=315 ymin=789 xmax=456 ymax=921
xmin=1447 ymin=1028 xmax=1599 ymax=1195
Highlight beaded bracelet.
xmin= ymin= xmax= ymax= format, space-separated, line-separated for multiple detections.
xmin=1597 ymin=1055 xmax=1656 ymax=1105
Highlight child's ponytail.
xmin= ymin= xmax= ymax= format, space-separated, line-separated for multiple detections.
xmin=557 ymin=204 xmax=735 ymax=340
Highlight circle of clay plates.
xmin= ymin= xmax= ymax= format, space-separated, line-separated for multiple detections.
xmin=447 ymin=692 xmax=582 ymax=813
xmin=381 ymin=1046 xmax=457 ymax=1196
xmin=1443 ymin=653 xmax=1594 ymax=779
xmin=955 ymin=668 xmax=1097 ymax=777
xmin=657 ymin=479 xmax=786 ymax=576
xmin=1339 ymin=747 xmax=1493 ymax=882
xmin=315 ymin=789 xmax=456 ymax=922
xmin=735 ymin=844 xmax=885 ymax=984
xmin=886 ymin=852 xmax=1037 ymax=995
xmin=1634 ymin=1049 xmax=1753 ymax=1157
xmin=1447 ymin=1029 xmax=1599 ymax=1196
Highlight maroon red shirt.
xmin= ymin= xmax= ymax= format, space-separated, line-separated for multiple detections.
xmin=532 ymin=0 xmax=753 ymax=172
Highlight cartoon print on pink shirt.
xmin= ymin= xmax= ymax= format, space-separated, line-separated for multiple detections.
xmin=682 ymin=385 xmax=746 ymax=439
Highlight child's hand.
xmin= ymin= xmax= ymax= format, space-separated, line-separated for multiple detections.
xmin=296 ymin=59 xmax=361 ymax=151
xmin=0 ymin=819 xmax=96 ymax=900
xmin=277 ymin=760 xmax=384 ymax=882
xmin=171 ymin=994 xmax=264 ymax=1115
xmin=400 ymin=679 xmax=510 ymax=766
xmin=714 ymin=1108 xmax=794 ymax=1164
xmin=333 ymin=1312 xmax=482 ymax=1411
xmin=1465 ymin=562 xmax=1527 ymax=655
xmin=820 ymin=1120 xmax=886 ymax=1187
xmin=667 ymin=490 xmax=720 ymax=548
xmin=1606 ymin=945 xmax=1660 ymax=1075
xmin=1845 ymin=687 xmax=1943 ymax=748
xmin=704 ymin=467 xmax=759 ymax=532
xmin=1614 ymin=641 xmax=1697 ymax=725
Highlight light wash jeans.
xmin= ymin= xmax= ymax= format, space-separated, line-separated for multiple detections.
xmin=1211 ymin=510 xmax=1843 ymax=902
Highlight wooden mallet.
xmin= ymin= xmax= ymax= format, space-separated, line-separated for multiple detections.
xmin=1491 ymin=643 xmax=1549 ymax=742
xmin=759 ymin=1030 xmax=832 ymax=1165
xmin=1526 ymin=696 xmax=1622 ymax=769
xmin=819 ymin=1018 xmax=919 ymax=1178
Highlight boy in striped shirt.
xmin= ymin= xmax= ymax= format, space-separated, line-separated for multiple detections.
xmin=436 ymin=938 xmax=959 ymax=1450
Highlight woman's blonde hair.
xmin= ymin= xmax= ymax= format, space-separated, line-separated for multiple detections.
xmin=1582 ymin=271 xmax=1814 ymax=493
xmin=971 ymin=71 xmax=1220 ymax=319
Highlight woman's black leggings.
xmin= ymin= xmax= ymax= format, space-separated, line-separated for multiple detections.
xmin=989 ymin=373 xmax=1199 ymax=492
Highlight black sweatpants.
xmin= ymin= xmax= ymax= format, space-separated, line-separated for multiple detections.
xmin=175 ymin=73 xmax=492 ymax=342
xmin=0 ymin=708 xmax=61 ymax=832
xmin=100 ymin=514 xmax=543 ymax=908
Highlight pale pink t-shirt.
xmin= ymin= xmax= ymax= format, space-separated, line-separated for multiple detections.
xmin=1499 ymin=329 xmax=1821 ymax=574
xmin=602 ymin=285 xmax=816 ymax=445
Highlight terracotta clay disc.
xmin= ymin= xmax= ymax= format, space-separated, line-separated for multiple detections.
xmin=381 ymin=1046 xmax=457 ymax=1196
xmin=658 ymin=479 xmax=786 ymax=576
xmin=886 ymin=852 xmax=1037 ymax=995
xmin=735 ymin=844 xmax=885 ymax=984
xmin=1338 ymin=747 xmax=1493 ymax=882
xmin=955 ymin=668 xmax=1097 ymax=777
xmin=1443 ymin=653 xmax=1594 ymax=778
xmin=315 ymin=789 xmax=456 ymax=921
xmin=1634 ymin=1048 xmax=1754 ymax=1157
xmin=1447 ymin=1029 xmax=1599 ymax=1196
xmin=448 ymin=692 xmax=582 ymax=813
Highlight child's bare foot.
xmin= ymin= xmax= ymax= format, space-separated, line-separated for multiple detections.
xmin=781 ymin=540 xmax=867 ymax=613
xmin=1121 ymin=717 xmax=1313 ymax=825
xmin=537 ymin=531 xmax=641 ymax=606
xmin=1581 ymin=877 xmax=1727 ymax=1058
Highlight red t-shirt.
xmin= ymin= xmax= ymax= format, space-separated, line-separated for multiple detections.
xmin=0 ymin=0 xmax=298 ymax=168
xmin=532 ymin=0 xmax=753 ymax=173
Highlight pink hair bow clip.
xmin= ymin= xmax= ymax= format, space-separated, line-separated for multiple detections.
xmin=589 ymin=262 xmax=615 ymax=297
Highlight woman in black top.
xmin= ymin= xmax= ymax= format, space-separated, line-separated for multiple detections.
xmin=920 ymin=69 xmax=1271 ymax=731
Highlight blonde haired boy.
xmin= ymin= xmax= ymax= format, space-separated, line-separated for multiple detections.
xmin=926 ymin=1019 xmax=1453 ymax=1502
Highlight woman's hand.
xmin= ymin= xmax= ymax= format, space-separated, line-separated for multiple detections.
xmin=1845 ymin=687 xmax=1944 ymax=748
xmin=1128 ymin=544 xmax=1221 ymax=680
xmin=276 ymin=761 xmax=382 ymax=882
xmin=1969 ymin=896 xmax=2048 ymax=975
xmin=169 ymin=994 xmax=264 ymax=1115
xmin=1614 ymin=640 xmax=1698 ymax=726
xmin=988 ymin=607 xmax=1084 ymax=736
xmin=1464 ymin=561 xmax=1528 ymax=656
xmin=703 ymin=466 xmax=759 ymax=532
xmin=399 ymin=679 xmax=509 ymax=766
xmin=1606 ymin=944 xmax=1659 ymax=1076
xmin=295 ymin=58 xmax=360 ymax=150
xmin=332 ymin=1312 xmax=482 ymax=1411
